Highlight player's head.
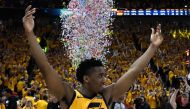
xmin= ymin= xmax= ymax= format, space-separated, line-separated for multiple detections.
xmin=76 ymin=58 xmax=106 ymax=93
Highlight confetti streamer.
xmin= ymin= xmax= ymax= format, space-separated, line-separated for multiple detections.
xmin=61 ymin=0 xmax=114 ymax=68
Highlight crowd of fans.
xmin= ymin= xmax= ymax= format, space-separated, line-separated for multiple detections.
xmin=0 ymin=16 xmax=190 ymax=109
xmin=0 ymin=18 xmax=66 ymax=109
xmin=0 ymin=0 xmax=69 ymax=8
xmin=114 ymin=0 xmax=190 ymax=9
xmin=0 ymin=0 xmax=189 ymax=9
xmin=107 ymin=17 xmax=190 ymax=109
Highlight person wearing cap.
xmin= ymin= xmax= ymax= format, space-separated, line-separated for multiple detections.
xmin=170 ymin=83 xmax=190 ymax=109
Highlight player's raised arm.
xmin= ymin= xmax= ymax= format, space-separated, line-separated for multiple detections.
xmin=107 ymin=24 xmax=163 ymax=100
xmin=22 ymin=5 xmax=74 ymax=103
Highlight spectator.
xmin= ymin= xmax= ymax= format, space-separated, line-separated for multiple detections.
xmin=170 ymin=90 xmax=190 ymax=109
xmin=22 ymin=100 xmax=35 ymax=109
xmin=170 ymin=79 xmax=190 ymax=109
xmin=0 ymin=98 xmax=6 ymax=109
xmin=134 ymin=96 xmax=150 ymax=109
xmin=34 ymin=95 xmax=48 ymax=109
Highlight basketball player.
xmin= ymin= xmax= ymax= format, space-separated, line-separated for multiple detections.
xmin=23 ymin=5 xmax=163 ymax=109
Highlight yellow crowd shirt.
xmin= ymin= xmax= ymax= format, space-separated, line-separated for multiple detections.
xmin=17 ymin=81 xmax=25 ymax=92
xmin=147 ymin=95 xmax=157 ymax=109
xmin=0 ymin=104 xmax=6 ymax=109
xmin=35 ymin=100 xmax=48 ymax=109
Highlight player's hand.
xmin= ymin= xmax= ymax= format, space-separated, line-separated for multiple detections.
xmin=23 ymin=5 xmax=36 ymax=33
xmin=150 ymin=24 xmax=163 ymax=47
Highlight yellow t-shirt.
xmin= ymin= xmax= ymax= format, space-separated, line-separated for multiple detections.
xmin=3 ymin=78 xmax=8 ymax=87
xmin=17 ymin=81 xmax=25 ymax=92
xmin=7 ymin=76 xmax=17 ymax=91
xmin=25 ymin=96 xmax=35 ymax=106
xmin=126 ymin=91 xmax=132 ymax=104
xmin=22 ymin=89 xmax=28 ymax=97
xmin=169 ymin=71 xmax=174 ymax=85
xmin=141 ymin=76 xmax=147 ymax=86
xmin=7 ymin=81 xmax=15 ymax=91
xmin=69 ymin=90 xmax=108 ymax=109
xmin=0 ymin=103 xmax=6 ymax=109
xmin=35 ymin=100 xmax=48 ymax=109
xmin=148 ymin=95 xmax=157 ymax=109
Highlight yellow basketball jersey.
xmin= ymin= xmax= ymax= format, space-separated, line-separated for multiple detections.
xmin=69 ymin=90 xmax=108 ymax=109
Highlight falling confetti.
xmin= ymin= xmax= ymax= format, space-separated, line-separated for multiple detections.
xmin=61 ymin=0 xmax=114 ymax=68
